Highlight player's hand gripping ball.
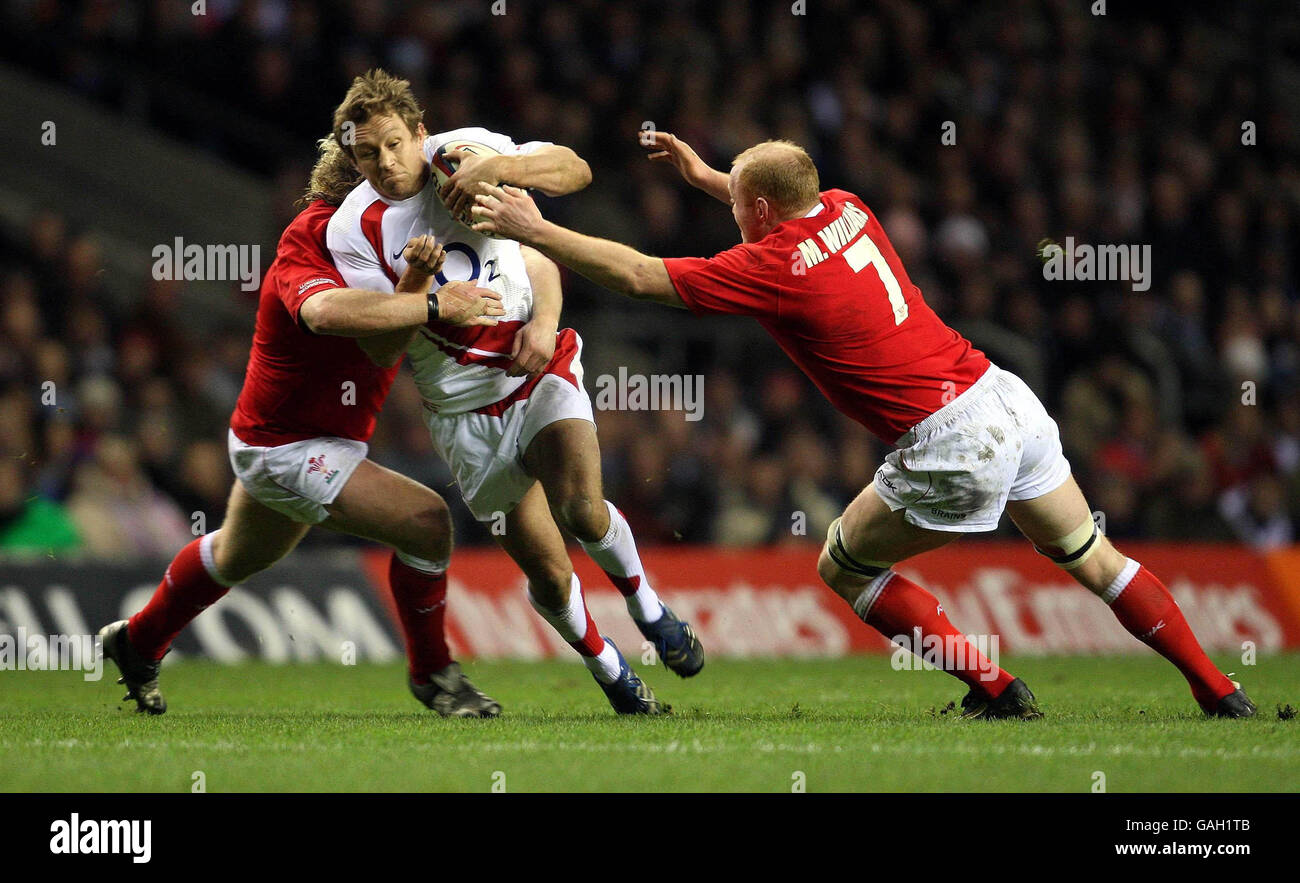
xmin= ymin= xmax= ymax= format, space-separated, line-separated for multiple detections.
xmin=433 ymin=140 xmax=505 ymax=238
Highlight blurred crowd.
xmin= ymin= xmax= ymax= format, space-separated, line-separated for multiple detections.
xmin=3 ymin=0 xmax=1299 ymax=559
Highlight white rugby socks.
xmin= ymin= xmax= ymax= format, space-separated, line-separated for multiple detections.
xmin=528 ymin=573 xmax=622 ymax=683
xmin=580 ymin=500 xmax=664 ymax=624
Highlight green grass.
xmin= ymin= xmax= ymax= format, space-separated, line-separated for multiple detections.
xmin=2 ymin=654 xmax=1296 ymax=792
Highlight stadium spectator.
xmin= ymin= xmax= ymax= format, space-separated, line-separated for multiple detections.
xmin=0 ymin=0 xmax=1296 ymax=555
xmin=0 ymin=458 xmax=81 ymax=556
xmin=1220 ymin=474 xmax=1295 ymax=550
xmin=65 ymin=435 xmax=194 ymax=560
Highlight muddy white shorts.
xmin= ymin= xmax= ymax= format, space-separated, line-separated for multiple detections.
xmin=227 ymin=429 xmax=368 ymax=524
xmin=426 ymin=331 xmax=593 ymax=522
xmin=872 ymin=363 xmax=1072 ymax=532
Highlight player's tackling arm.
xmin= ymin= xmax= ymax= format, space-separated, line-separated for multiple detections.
xmin=305 ymin=236 xmax=443 ymax=355
xmin=300 ymin=280 xmax=503 ymax=328
xmin=531 ymin=222 xmax=681 ymax=308
xmin=350 ymin=266 xmax=436 ymax=367
xmin=304 ymin=236 xmax=503 ymax=337
xmin=299 ymin=286 xmax=427 ymax=336
xmin=473 ymin=185 xmax=684 ymax=309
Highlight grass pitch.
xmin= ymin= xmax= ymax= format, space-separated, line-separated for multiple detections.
xmin=2 ymin=654 xmax=1296 ymax=792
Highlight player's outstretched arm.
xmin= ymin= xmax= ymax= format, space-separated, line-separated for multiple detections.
xmin=473 ymin=185 xmax=684 ymax=309
xmin=640 ymin=131 xmax=730 ymax=205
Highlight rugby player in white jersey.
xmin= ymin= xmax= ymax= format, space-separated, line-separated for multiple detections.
xmin=325 ymin=70 xmax=702 ymax=714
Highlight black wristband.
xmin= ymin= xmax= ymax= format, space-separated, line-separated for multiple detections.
xmin=427 ymin=292 xmax=440 ymax=323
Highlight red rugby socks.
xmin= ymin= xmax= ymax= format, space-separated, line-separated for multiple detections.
xmin=388 ymin=552 xmax=453 ymax=683
xmin=1104 ymin=559 xmax=1235 ymax=711
xmin=129 ymin=533 xmax=233 ymax=662
xmin=856 ymin=571 xmax=1017 ymax=699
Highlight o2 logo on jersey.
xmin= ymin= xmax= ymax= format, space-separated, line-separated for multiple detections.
xmin=434 ymin=243 xmax=502 ymax=286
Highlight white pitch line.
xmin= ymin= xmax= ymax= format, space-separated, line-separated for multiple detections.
xmin=6 ymin=738 xmax=1296 ymax=761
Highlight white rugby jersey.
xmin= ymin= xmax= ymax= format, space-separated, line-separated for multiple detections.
xmin=326 ymin=127 xmax=552 ymax=415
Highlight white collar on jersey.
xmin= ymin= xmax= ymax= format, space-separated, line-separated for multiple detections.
xmin=804 ymin=203 xmax=826 ymax=218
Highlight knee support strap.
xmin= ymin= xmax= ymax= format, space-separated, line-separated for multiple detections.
xmin=1035 ymin=516 xmax=1101 ymax=570
xmin=824 ymin=517 xmax=893 ymax=579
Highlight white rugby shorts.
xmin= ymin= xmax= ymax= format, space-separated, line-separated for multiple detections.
xmin=227 ymin=429 xmax=368 ymax=524
xmin=425 ymin=330 xmax=593 ymax=521
xmin=872 ymin=364 xmax=1072 ymax=532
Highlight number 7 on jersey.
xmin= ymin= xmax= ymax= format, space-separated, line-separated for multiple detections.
xmin=844 ymin=233 xmax=909 ymax=325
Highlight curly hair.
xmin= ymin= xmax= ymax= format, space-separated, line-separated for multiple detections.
xmin=296 ymin=135 xmax=363 ymax=207
xmin=331 ymin=68 xmax=424 ymax=159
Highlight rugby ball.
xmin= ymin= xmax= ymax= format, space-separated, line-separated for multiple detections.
xmin=432 ymin=139 xmax=503 ymax=237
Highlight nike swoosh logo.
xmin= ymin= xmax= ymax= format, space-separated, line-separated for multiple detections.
xmin=415 ymin=601 xmax=446 ymax=614
xmin=392 ymin=249 xmax=404 ymax=261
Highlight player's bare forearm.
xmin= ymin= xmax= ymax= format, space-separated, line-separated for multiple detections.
xmin=641 ymin=131 xmax=731 ymax=204
xmin=355 ymin=261 xmax=436 ymax=363
xmin=300 ymin=288 xmax=427 ymax=337
xmin=302 ymin=276 xmax=505 ymax=339
xmin=668 ymin=158 xmax=730 ymax=204
xmin=357 ymin=262 xmax=426 ymax=364
xmin=493 ymin=146 xmax=592 ymax=196
xmin=529 ymin=220 xmax=683 ymax=308
xmin=306 ymin=237 xmax=444 ymax=338
xmin=521 ymin=245 xmax=561 ymax=331
xmin=473 ymin=184 xmax=682 ymax=307
xmin=507 ymin=246 xmax=563 ymax=376
xmin=696 ymin=168 xmax=732 ymax=204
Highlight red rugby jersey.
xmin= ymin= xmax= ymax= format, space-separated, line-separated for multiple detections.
xmin=664 ymin=189 xmax=989 ymax=443
xmin=230 ymin=200 xmax=400 ymax=446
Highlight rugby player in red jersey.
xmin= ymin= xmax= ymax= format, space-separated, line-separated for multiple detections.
xmin=98 ymin=137 xmax=511 ymax=717
xmin=470 ymin=133 xmax=1256 ymax=719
